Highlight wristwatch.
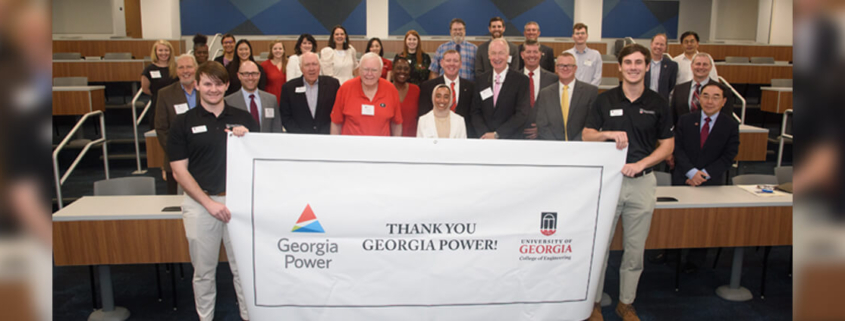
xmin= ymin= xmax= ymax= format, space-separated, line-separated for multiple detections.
xmin=494 ymin=132 xmax=499 ymax=139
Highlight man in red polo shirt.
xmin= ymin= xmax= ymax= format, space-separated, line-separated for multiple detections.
xmin=330 ymin=52 xmax=403 ymax=136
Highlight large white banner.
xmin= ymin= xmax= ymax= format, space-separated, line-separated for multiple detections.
xmin=226 ymin=134 xmax=625 ymax=320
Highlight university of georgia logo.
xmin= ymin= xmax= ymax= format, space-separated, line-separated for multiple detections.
xmin=291 ymin=204 xmax=325 ymax=233
xmin=540 ymin=212 xmax=557 ymax=236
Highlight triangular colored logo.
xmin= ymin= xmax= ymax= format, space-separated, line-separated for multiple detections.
xmin=292 ymin=204 xmax=325 ymax=233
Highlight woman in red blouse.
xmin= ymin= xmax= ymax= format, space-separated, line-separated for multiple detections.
xmin=260 ymin=39 xmax=287 ymax=104
xmin=367 ymin=37 xmax=393 ymax=81
xmin=392 ymin=58 xmax=420 ymax=137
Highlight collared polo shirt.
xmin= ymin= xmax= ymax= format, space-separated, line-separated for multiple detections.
xmin=168 ymin=103 xmax=259 ymax=195
xmin=585 ymin=87 xmax=672 ymax=164
xmin=330 ymin=77 xmax=403 ymax=136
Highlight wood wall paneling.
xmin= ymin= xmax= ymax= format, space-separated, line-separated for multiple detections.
xmin=52 ymin=89 xmax=105 ymax=116
xmin=53 ymin=40 xmax=183 ymax=59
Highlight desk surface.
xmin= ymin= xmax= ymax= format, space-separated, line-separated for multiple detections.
xmin=761 ymin=87 xmax=793 ymax=92
xmin=144 ymin=129 xmax=156 ymax=138
xmin=53 ymin=59 xmax=147 ymax=63
xmin=52 ymin=86 xmax=106 ymax=92
xmin=739 ymin=124 xmax=768 ymax=134
xmin=54 ymin=186 xmax=791 ymax=222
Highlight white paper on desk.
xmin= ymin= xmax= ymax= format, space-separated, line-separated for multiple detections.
xmin=226 ymin=134 xmax=626 ymax=321
xmin=736 ymin=185 xmax=790 ymax=197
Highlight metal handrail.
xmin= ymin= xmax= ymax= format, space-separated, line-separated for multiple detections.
xmin=53 ymin=111 xmax=109 ymax=209
xmin=718 ymin=76 xmax=746 ymax=123
xmin=129 ymin=89 xmax=148 ymax=174
xmin=212 ymin=48 xmax=222 ymax=60
xmin=208 ymin=33 xmax=222 ymax=53
xmin=777 ymin=109 xmax=793 ymax=167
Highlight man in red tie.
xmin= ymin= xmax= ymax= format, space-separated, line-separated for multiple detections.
xmin=418 ymin=50 xmax=476 ymax=137
xmin=224 ymin=60 xmax=283 ymax=132
xmin=672 ymin=82 xmax=739 ymax=186
xmin=669 ymin=52 xmax=733 ymax=126
xmin=520 ymin=40 xmax=558 ymax=139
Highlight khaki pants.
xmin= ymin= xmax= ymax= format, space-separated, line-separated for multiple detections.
xmin=595 ymin=172 xmax=656 ymax=305
xmin=182 ymin=195 xmax=248 ymax=321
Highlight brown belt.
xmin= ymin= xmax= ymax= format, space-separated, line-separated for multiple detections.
xmin=205 ymin=191 xmax=226 ymax=196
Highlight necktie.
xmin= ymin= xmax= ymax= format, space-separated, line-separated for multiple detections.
xmin=493 ymin=74 xmax=501 ymax=107
xmin=529 ymin=71 xmax=535 ymax=108
xmin=455 ymin=43 xmax=461 ymax=56
xmin=249 ymin=94 xmax=260 ymax=126
xmin=691 ymin=83 xmax=701 ymax=112
xmin=450 ymin=81 xmax=457 ymax=111
xmin=700 ymin=117 xmax=711 ymax=149
xmin=561 ymin=85 xmax=570 ymax=141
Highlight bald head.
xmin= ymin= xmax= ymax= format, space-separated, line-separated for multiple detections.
xmin=300 ymin=51 xmax=320 ymax=85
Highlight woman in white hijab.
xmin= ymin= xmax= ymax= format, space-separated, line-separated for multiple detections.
xmin=416 ymin=84 xmax=466 ymax=139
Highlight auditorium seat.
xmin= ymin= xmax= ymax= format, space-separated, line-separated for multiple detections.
xmin=53 ymin=77 xmax=88 ymax=87
xmin=53 ymin=52 xmax=82 ymax=60
xmin=771 ymin=79 xmax=792 ymax=88
xmin=600 ymin=77 xmax=619 ymax=87
xmin=601 ymin=54 xmax=616 ymax=62
xmin=104 ymin=52 xmax=132 ymax=60
xmin=725 ymin=56 xmax=750 ymax=63
xmin=750 ymin=56 xmax=775 ymax=64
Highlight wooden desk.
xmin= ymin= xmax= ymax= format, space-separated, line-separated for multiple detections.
xmin=52 ymin=86 xmax=106 ymax=116
xmin=667 ymin=44 xmax=792 ymax=62
xmin=601 ymin=62 xmax=792 ymax=84
xmin=715 ymin=63 xmax=793 ymax=84
xmin=54 ymin=185 xmax=790 ymax=266
xmin=761 ymin=87 xmax=793 ymax=114
xmin=145 ymin=130 xmax=165 ymax=169
xmin=53 ymin=39 xmax=183 ymax=59
xmin=737 ymin=124 xmax=768 ymax=161
xmin=53 ymin=60 xmax=147 ymax=82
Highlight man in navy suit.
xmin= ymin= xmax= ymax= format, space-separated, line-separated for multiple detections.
xmin=672 ymin=82 xmax=739 ymax=186
xmin=419 ymin=50 xmax=475 ymax=137
xmin=643 ymin=33 xmax=678 ymax=102
xmin=471 ymin=38 xmax=530 ymax=139
xmin=279 ymin=52 xmax=340 ymax=134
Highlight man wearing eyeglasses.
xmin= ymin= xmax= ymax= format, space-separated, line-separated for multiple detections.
xmin=535 ymin=52 xmax=598 ymax=141
xmin=330 ymin=52 xmax=403 ymax=136
xmin=224 ymin=60 xmax=283 ymax=132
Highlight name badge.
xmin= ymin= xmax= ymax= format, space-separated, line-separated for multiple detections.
xmin=362 ymin=104 xmax=375 ymax=116
xmin=610 ymin=109 xmax=623 ymax=117
xmin=295 ymin=86 xmax=306 ymax=93
xmin=265 ymin=108 xmax=275 ymax=118
xmin=507 ymin=55 xmax=513 ymax=63
xmin=174 ymin=103 xmax=189 ymax=114
xmin=150 ymin=70 xmax=162 ymax=79
xmin=584 ymin=59 xmax=593 ymax=67
xmin=480 ymin=88 xmax=493 ymax=101
xmin=191 ymin=125 xmax=207 ymax=134
xmin=639 ymin=108 xmax=655 ymax=115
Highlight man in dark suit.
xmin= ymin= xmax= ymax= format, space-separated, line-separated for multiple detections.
xmin=419 ymin=49 xmax=475 ymax=137
xmin=224 ymin=60 xmax=283 ymax=132
xmin=643 ymin=33 xmax=678 ymax=101
xmin=155 ymin=54 xmax=199 ymax=194
xmin=471 ymin=38 xmax=530 ymax=139
xmin=280 ymin=52 xmax=340 ymax=134
xmin=669 ymin=52 xmax=734 ymax=126
xmin=536 ymin=52 xmax=598 ymax=141
xmin=475 ymin=17 xmax=520 ymax=77
xmin=520 ymin=40 xmax=558 ymax=139
xmin=518 ymin=21 xmax=555 ymax=72
xmin=673 ymin=82 xmax=739 ymax=186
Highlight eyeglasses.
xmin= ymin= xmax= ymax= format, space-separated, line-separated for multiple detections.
xmin=555 ymin=64 xmax=576 ymax=69
xmin=238 ymin=72 xmax=260 ymax=78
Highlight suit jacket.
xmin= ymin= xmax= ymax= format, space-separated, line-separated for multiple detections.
xmin=418 ymin=77 xmax=475 ymax=137
xmin=470 ymin=69 xmax=530 ymax=139
xmin=154 ymin=81 xmax=198 ymax=172
xmin=224 ymin=89 xmax=283 ymax=133
xmin=475 ymin=39 xmax=521 ymax=77
xmin=522 ymin=68 xmax=558 ymax=135
xmin=643 ymin=56 xmax=678 ymax=101
xmin=518 ymin=43 xmax=556 ymax=73
xmin=672 ymin=110 xmax=739 ymax=186
xmin=670 ymin=78 xmax=735 ymax=126
xmin=416 ymin=111 xmax=467 ymax=139
xmin=535 ymin=80 xmax=598 ymax=141
xmin=279 ymin=76 xmax=340 ymax=134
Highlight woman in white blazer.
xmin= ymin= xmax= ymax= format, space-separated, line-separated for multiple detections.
xmin=417 ymin=84 xmax=467 ymax=139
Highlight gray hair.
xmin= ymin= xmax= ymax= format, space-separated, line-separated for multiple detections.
xmin=488 ymin=38 xmax=509 ymax=54
xmin=359 ymin=52 xmax=384 ymax=71
xmin=692 ymin=52 xmax=713 ymax=64
xmin=175 ymin=53 xmax=197 ymax=67
xmin=300 ymin=51 xmax=319 ymax=69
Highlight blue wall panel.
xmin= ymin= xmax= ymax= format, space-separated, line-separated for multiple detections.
xmin=602 ymin=0 xmax=678 ymax=39
xmin=180 ymin=0 xmax=367 ymax=35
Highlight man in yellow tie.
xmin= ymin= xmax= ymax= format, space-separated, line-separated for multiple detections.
xmin=535 ymin=52 xmax=598 ymax=141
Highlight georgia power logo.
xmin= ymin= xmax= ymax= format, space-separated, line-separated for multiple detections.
xmin=540 ymin=212 xmax=557 ymax=236
xmin=291 ymin=204 xmax=325 ymax=233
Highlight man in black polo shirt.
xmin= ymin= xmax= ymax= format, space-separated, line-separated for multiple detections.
xmin=583 ymin=44 xmax=674 ymax=321
xmin=168 ymin=62 xmax=257 ymax=321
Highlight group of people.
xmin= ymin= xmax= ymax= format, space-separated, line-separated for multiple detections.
xmin=142 ymin=18 xmax=740 ymax=321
